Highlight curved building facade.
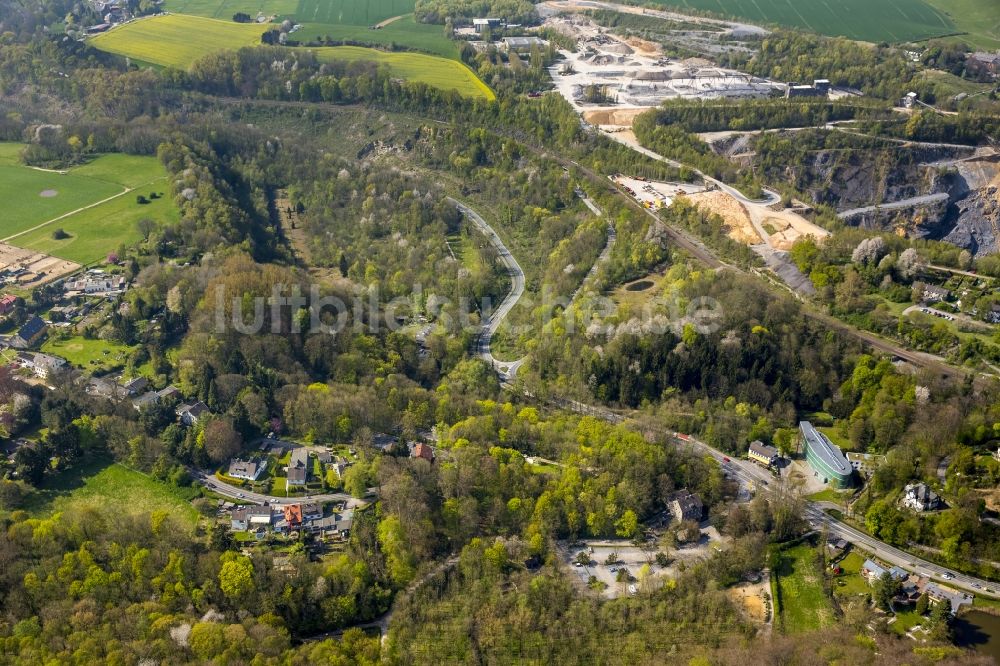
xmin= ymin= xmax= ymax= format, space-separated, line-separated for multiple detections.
xmin=799 ymin=421 xmax=854 ymax=488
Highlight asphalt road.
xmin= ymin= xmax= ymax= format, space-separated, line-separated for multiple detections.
xmin=687 ymin=439 xmax=998 ymax=597
xmin=194 ymin=469 xmax=366 ymax=508
xmin=447 ymin=197 xmax=527 ymax=378
xmin=543 ymin=396 xmax=1000 ymax=598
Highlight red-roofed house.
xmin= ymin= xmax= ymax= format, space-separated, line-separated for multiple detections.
xmin=412 ymin=443 xmax=434 ymax=462
xmin=283 ymin=504 xmax=303 ymax=528
xmin=0 ymin=295 xmax=17 ymax=315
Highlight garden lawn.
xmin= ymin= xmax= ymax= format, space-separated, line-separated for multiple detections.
xmin=890 ymin=609 xmax=926 ymax=635
xmin=41 ymin=335 xmax=136 ymax=371
xmin=772 ymin=542 xmax=835 ymax=633
xmin=0 ymin=146 xmax=177 ymax=261
xmin=833 ymin=551 xmax=871 ymax=597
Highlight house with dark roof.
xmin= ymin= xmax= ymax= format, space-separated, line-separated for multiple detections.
xmin=902 ymin=482 xmax=942 ymax=512
xmin=131 ymin=385 xmax=181 ymax=412
xmin=748 ymin=440 xmax=779 ymax=467
xmin=176 ymin=401 xmax=209 ymax=426
xmin=670 ymin=490 xmax=703 ymax=523
xmin=228 ymin=458 xmax=266 ymax=482
xmin=301 ymin=501 xmax=322 ymax=521
xmin=11 ymin=316 xmax=47 ymax=349
xmin=121 ymin=376 xmax=148 ymax=396
xmin=308 ymin=509 xmax=354 ymax=537
xmin=922 ymin=284 xmax=952 ymax=303
xmin=286 ymin=448 xmax=310 ymax=488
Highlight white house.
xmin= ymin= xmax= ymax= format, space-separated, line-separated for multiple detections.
xmin=902 ymin=482 xmax=942 ymax=512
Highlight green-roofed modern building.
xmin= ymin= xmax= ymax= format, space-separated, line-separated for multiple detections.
xmin=799 ymin=421 xmax=854 ymax=489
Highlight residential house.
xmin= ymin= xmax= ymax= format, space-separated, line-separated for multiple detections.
xmin=63 ymin=273 xmax=127 ymax=297
xmin=0 ymin=294 xmax=18 ymax=315
xmin=670 ymin=490 xmax=703 ymax=523
xmin=286 ymin=448 xmax=310 ymax=487
xmin=156 ymin=385 xmax=181 ymax=402
xmin=924 ymin=582 xmax=973 ymax=614
xmin=411 ymin=442 xmax=434 ymax=462
xmin=132 ymin=392 xmax=158 ymax=411
xmin=316 ymin=450 xmax=333 ymax=464
xmin=301 ymin=501 xmax=323 ymax=521
xmin=922 ymin=284 xmax=952 ymax=303
xmin=861 ymin=559 xmax=908 ymax=583
xmin=309 ymin=509 xmax=354 ymax=537
xmin=902 ymin=482 xmax=942 ymax=512
xmin=18 ymin=352 xmax=66 ymax=378
xmin=176 ymin=401 xmax=209 ymax=426
xmin=132 ymin=385 xmax=181 ymax=411
xmin=231 ymin=504 xmax=273 ymax=531
xmin=373 ymin=433 xmax=398 ymax=451
xmin=967 ymin=52 xmax=1000 ymax=77
xmin=826 ymin=537 xmax=848 ymax=556
xmin=11 ymin=316 xmax=47 ymax=349
xmin=332 ymin=460 xmax=350 ymax=478
xmin=282 ymin=504 xmax=303 ymax=531
xmin=228 ymin=458 xmax=266 ymax=482
xmin=122 ymin=376 xmax=148 ymax=396
xmin=747 ymin=440 xmax=779 ymax=467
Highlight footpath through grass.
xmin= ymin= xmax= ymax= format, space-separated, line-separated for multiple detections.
xmin=0 ymin=146 xmax=178 ymax=264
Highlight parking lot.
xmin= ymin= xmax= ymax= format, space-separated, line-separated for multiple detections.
xmin=564 ymin=526 xmax=729 ymax=598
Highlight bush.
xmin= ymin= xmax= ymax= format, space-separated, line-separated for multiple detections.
xmin=51 ymin=228 xmax=69 ymax=240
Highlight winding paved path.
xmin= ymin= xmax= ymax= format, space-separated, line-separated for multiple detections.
xmin=448 ymin=197 xmax=527 ymax=379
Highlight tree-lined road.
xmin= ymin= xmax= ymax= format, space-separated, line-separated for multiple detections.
xmin=546 ymin=397 xmax=1000 ymax=598
xmin=448 ymin=197 xmax=527 ymax=379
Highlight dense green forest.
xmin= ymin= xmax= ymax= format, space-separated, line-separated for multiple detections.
xmin=1 ymin=6 xmax=1000 ymax=664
